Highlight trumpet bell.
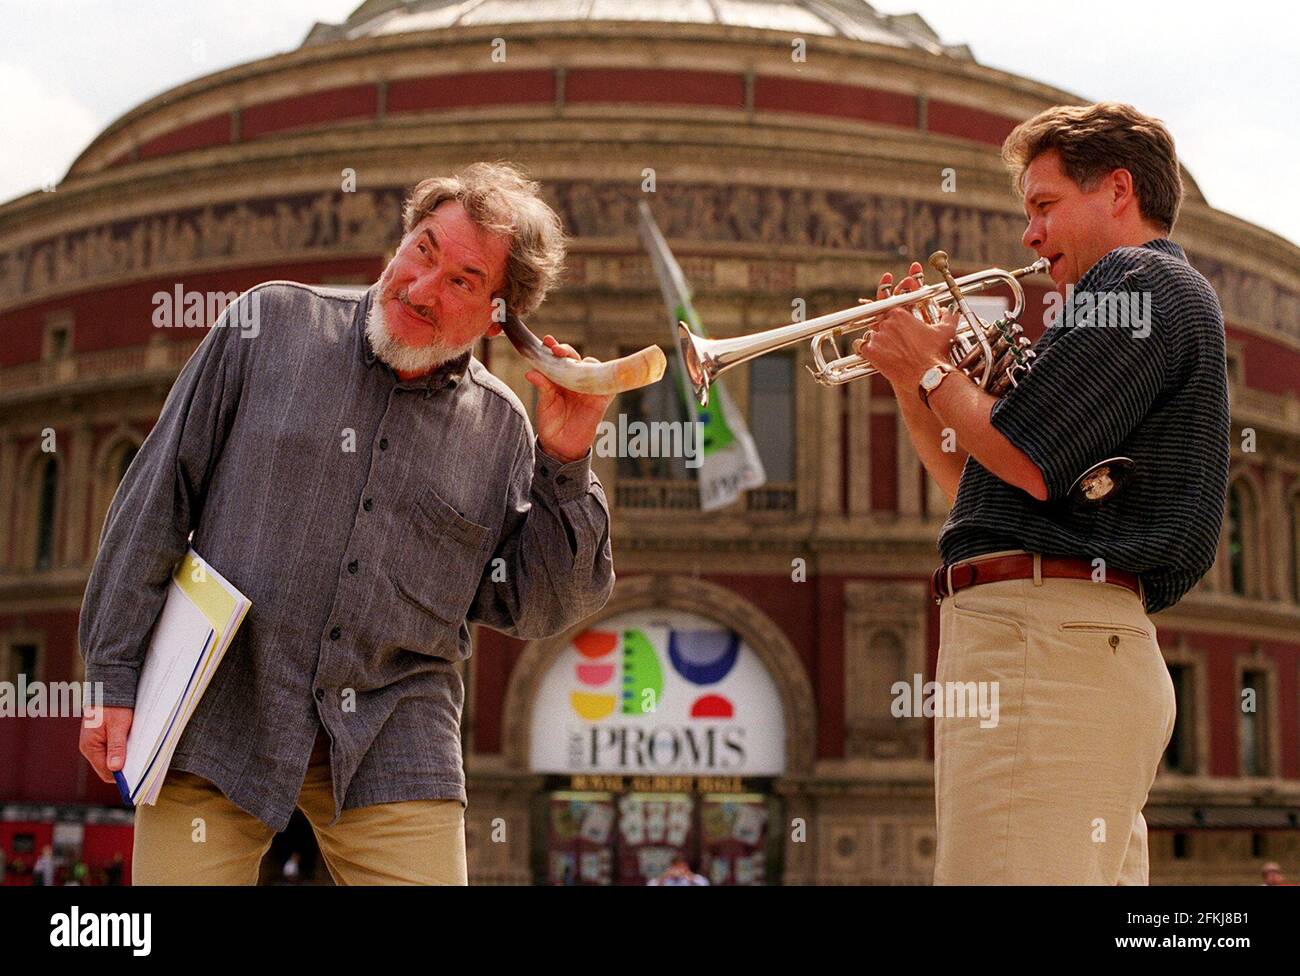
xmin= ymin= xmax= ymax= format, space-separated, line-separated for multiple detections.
xmin=1067 ymin=456 xmax=1136 ymax=508
xmin=677 ymin=321 xmax=714 ymax=408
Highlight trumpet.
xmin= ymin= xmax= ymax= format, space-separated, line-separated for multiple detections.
xmin=678 ymin=251 xmax=1050 ymax=408
xmin=677 ymin=250 xmax=1136 ymax=511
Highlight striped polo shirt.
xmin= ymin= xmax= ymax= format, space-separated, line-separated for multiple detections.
xmin=938 ymin=238 xmax=1230 ymax=614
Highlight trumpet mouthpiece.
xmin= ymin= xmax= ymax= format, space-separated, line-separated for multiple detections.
xmin=929 ymin=251 xmax=950 ymax=274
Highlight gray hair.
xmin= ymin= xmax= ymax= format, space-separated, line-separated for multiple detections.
xmin=402 ymin=161 xmax=566 ymax=317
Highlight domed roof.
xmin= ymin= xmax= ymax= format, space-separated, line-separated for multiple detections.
xmin=303 ymin=0 xmax=975 ymax=60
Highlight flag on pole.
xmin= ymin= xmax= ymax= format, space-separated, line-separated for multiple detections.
xmin=636 ymin=201 xmax=766 ymax=511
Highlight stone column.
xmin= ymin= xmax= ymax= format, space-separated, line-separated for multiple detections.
xmin=0 ymin=435 xmax=16 ymax=571
xmin=896 ymin=410 xmax=920 ymax=517
xmin=62 ymin=424 xmax=93 ymax=567
xmin=847 ymin=380 xmax=871 ymax=514
xmin=1264 ymin=464 xmax=1287 ymax=601
xmin=816 ymin=378 xmax=844 ymax=515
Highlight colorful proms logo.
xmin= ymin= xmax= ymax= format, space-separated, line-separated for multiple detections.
xmin=569 ymin=628 xmax=740 ymax=721
xmin=530 ymin=609 xmax=786 ymax=775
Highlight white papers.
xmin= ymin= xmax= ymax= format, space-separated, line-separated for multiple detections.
xmin=114 ymin=548 xmax=250 ymax=807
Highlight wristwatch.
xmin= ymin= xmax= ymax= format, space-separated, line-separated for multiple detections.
xmin=918 ymin=362 xmax=957 ymax=409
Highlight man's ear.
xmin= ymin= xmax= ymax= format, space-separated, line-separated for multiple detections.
xmin=1110 ymin=167 xmax=1137 ymax=215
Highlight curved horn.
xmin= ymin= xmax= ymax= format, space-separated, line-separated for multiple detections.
xmin=501 ymin=313 xmax=666 ymax=394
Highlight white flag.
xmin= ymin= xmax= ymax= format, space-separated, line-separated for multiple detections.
xmin=637 ymin=201 xmax=766 ymax=511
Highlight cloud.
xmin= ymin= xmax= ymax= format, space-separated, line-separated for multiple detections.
xmin=0 ymin=62 xmax=99 ymax=204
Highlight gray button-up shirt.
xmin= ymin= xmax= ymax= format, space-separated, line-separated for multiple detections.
xmin=79 ymin=280 xmax=615 ymax=831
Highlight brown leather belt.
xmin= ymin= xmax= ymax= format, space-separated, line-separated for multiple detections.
xmin=931 ymin=553 xmax=1142 ymax=605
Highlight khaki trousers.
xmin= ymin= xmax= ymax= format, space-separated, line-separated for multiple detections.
xmin=934 ymin=554 xmax=1175 ymax=885
xmin=132 ymin=729 xmax=468 ymax=885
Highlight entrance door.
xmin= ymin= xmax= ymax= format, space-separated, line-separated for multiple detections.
xmin=542 ymin=789 xmax=772 ymax=885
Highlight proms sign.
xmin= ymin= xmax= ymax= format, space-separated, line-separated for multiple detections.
xmin=529 ymin=609 xmax=785 ymax=776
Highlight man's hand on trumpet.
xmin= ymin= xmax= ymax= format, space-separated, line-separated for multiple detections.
xmin=524 ymin=335 xmax=616 ymax=463
xmin=853 ymin=261 xmax=960 ymax=391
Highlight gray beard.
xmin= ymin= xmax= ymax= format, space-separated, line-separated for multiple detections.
xmin=365 ymin=300 xmax=475 ymax=376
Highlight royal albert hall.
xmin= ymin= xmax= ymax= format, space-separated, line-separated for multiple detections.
xmin=2 ymin=0 xmax=1299 ymax=885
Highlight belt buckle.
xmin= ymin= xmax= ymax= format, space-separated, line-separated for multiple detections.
xmin=932 ymin=565 xmax=951 ymax=605
xmin=933 ymin=562 xmax=960 ymax=605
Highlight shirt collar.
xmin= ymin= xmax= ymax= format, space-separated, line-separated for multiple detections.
xmin=1140 ymin=237 xmax=1185 ymax=261
xmin=1074 ymin=236 xmax=1186 ymax=297
xmin=354 ymin=283 xmax=472 ymax=396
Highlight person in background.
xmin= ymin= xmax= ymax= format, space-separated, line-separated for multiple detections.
xmin=648 ymin=854 xmax=709 ymax=886
xmin=33 ymin=845 xmax=56 ymax=886
xmin=104 ymin=852 xmax=125 ymax=886
xmin=1261 ymin=861 xmax=1288 ymax=886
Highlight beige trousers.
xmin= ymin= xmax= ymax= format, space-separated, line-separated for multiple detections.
xmin=934 ymin=555 xmax=1175 ymax=885
xmin=132 ymin=729 xmax=468 ymax=885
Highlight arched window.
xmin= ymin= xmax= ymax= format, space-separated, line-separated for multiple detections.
xmin=116 ymin=443 xmax=138 ymax=484
xmin=92 ymin=436 xmax=143 ymax=545
xmin=846 ymin=628 xmax=912 ymax=759
xmin=34 ymin=456 xmax=59 ymax=570
xmin=1240 ymin=668 xmax=1271 ymax=776
xmin=1226 ymin=478 xmax=1259 ymax=597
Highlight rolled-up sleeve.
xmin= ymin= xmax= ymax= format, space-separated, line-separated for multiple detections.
xmin=990 ymin=281 xmax=1168 ymax=502
xmin=470 ymin=431 xmax=616 ymax=639
xmin=78 ymin=301 xmax=249 ymax=706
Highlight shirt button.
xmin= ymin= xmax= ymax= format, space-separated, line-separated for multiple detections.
xmin=314 ymin=689 xmax=325 ymax=701
xmin=329 ymin=626 xmax=341 ymax=641
xmin=348 ymin=560 xmax=358 ymax=574
xmin=556 ymin=475 xmax=568 ymax=485
xmin=363 ymin=498 xmax=373 ymax=511
xmin=379 ymin=437 xmax=389 ymax=450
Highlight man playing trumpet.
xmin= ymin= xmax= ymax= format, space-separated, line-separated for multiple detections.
xmin=78 ymin=162 xmax=618 ymax=884
xmin=858 ymin=103 xmax=1229 ymax=884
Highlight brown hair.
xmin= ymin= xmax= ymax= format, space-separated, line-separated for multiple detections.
xmin=402 ymin=161 xmax=566 ymax=317
xmin=1001 ymin=102 xmax=1184 ymax=233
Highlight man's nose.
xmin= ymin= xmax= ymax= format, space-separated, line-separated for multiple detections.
xmin=1022 ymin=220 xmax=1043 ymax=251
xmin=405 ymin=271 xmax=444 ymax=308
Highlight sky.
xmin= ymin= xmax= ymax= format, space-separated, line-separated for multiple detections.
xmin=1 ymin=0 xmax=1296 ymax=244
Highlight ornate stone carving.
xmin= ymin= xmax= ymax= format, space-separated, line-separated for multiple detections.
xmin=843 ymin=580 xmax=929 ymax=760
xmin=4 ymin=181 xmax=1295 ymax=341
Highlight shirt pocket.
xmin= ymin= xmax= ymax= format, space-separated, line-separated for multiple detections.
xmin=389 ymin=489 xmax=495 ymax=629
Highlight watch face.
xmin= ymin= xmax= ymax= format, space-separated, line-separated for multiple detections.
xmin=923 ymin=366 xmax=944 ymax=390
